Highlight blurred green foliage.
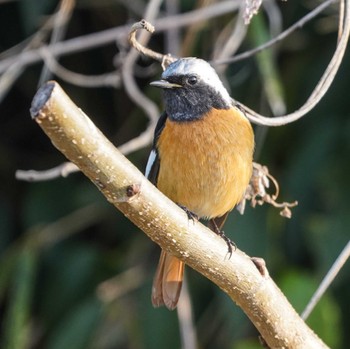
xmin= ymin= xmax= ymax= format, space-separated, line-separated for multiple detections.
xmin=0 ymin=1 xmax=349 ymax=348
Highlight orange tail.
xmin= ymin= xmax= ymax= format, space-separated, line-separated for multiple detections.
xmin=152 ymin=250 xmax=185 ymax=310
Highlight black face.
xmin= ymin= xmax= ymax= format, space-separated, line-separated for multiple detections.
xmin=162 ymin=74 xmax=231 ymax=122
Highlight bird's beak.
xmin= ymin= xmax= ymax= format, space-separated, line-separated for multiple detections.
xmin=150 ymin=80 xmax=182 ymax=89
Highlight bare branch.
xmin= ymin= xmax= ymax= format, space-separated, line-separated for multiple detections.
xmin=214 ymin=0 xmax=336 ymax=65
xmin=29 ymin=80 xmax=329 ymax=349
xmin=0 ymin=1 xmax=240 ymax=74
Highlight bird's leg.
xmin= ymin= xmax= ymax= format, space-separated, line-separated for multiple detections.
xmin=177 ymin=204 xmax=199 ymax=222
xmin=209 ymin=219 xmax=236 ymax=258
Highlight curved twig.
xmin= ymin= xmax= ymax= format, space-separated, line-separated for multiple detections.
xmin=39 ymin=47 xmax=121 ymax=87
xmin=128 ymin=19 xmax=177 ymax=69
xmin=120 ymin=0 xmax=163 ymax=154
xmin=238 ymin=0 xmax=349 ymax=126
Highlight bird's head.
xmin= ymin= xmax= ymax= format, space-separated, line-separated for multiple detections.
xmin=151 ymin=58 xmax=232 ymax=122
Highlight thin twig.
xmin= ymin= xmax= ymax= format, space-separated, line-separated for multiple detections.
xmin=213 ymin=6 xmax=247 ymax=74
xmin=301 ymin=240 xmax=350 ymax=320
xmin=237 ymin=0 xmax=349 ymax=126
xmin=39 ymin=47 xmax=121 ymax=88
xmin=164 ymin=0 xmax=181 ymax=55
xmin=15 ymin=162 xmax=79 ymax=181
xmin=128 ymin=20 xmax=176 ymax=65
xmin=120 ymin=0 xmax=163 ymax=155
xmin=38 ymin=0 xmax=75 ymax=86
xmin=263 ymin=0 xmax=283 ymax=39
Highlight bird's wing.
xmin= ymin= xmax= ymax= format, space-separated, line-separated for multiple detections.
xmin=145 ymin=112 xmax=168 ymax=185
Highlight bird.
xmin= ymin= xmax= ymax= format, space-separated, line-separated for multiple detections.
xmin=145 ymin=57 xmax=254 ymax=310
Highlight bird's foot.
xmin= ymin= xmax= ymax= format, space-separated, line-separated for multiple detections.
xmin=209 ymin=219 xmax=236 ymax=258
xmin=178 ymin=204 xmax=199 ymax=222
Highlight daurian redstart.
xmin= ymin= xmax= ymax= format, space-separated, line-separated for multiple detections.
xmin=146 ymin=57 xmax=254 ymax=310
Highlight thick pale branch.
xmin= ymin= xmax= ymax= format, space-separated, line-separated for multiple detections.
xmin=30 ymin=81 xmax=328 ymax=349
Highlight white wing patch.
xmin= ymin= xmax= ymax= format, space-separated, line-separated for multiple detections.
xmin=145 ymin=149 xmax=157 ymax=178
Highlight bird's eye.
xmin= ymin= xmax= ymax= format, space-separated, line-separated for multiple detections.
xmin=187 ymin=75 xmax=198 ymax=85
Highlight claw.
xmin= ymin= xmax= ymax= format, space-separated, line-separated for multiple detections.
xmin=178 ymin=204 xmax=199 ymax=222
xmin=209 ymin=219 xmax=236 ymax=258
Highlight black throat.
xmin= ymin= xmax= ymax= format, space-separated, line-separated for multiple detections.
xmin=163 ymin=85 xmax=231 ymax=122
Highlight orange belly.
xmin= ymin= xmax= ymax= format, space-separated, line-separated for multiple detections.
xmin=157 ymin=107 xmax=254 ymax=219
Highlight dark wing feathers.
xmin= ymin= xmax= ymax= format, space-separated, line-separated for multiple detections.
xmin=145 ymin=112 xmax=168 ymax=185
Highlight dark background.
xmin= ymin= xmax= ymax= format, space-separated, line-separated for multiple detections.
xmin=0 ymin=1 xmax=349 ymax=348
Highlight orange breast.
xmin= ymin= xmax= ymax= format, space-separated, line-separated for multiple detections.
xmin=157 ymin=107 xmax=254 ymax=219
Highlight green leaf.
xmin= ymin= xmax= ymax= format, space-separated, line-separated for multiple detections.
xmin=2 ymin=248 xmax=37 ymax=349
